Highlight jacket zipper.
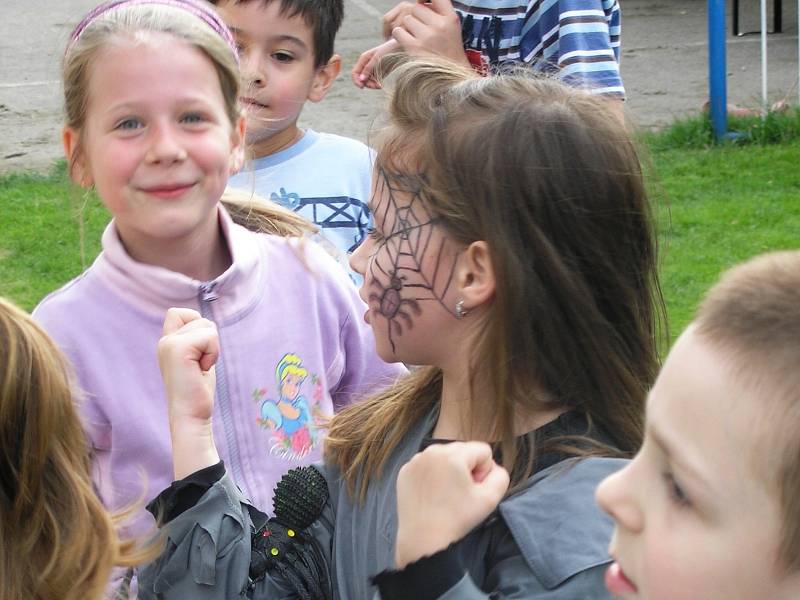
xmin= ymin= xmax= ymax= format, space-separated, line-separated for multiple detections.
xmin=198 ymin=282 xmax=246 ymax=486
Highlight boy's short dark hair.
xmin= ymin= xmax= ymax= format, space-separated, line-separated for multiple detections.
xmin=211 ymin=0 xmax=343 ymax=68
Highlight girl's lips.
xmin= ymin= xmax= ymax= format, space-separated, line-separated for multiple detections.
xmin=605 ymin=561 xmax=637 ymax=597
xmin=140 ymin=183 xmax=195 ymax=200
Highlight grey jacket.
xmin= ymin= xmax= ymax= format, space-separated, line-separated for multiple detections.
xmin=139 ymin=414 xmax=624 ymax=599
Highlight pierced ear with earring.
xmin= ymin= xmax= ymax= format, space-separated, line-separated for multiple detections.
xmin=454 ymin=240 xmax=494 ymax=320
xmin=455 ymin=299 xmax=469 ymax=319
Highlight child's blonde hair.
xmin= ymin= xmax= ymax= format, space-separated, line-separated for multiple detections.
xmin=694 ymin=251 xmax=800 ymax=571
xmin=0 ymin=298 xmax=158 ymax=600
xmin=221 ymin=188 xmax=317 ymax=237
xmin=326 ymin=56 xmax=665 ymax=501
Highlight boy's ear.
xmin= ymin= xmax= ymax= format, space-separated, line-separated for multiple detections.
xmin=229 ymin=112 xmax=247 ymax=174
xmin=62 ymin=126 xmax=92 ymax=187
xmin=308 ymin=54 xmax=342 ymax=103
xmin=457 ymin=241 xmax=495 ymax=311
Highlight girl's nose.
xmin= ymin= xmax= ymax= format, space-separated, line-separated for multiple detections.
xmin=146 ymin=124 xmax=187 ymax=165
xmin=349 ymin=234 xmax=372 ymax=276
xmin=595 ymin=460 xmax=644 ymax=534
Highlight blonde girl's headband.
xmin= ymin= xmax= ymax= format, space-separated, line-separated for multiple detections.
xmin=66 ymin=0 xmax=239 ymax=63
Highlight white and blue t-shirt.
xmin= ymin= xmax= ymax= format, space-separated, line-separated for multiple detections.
xmin=456 ymin=0 xmax=624 ymax=97
xmin=229 ymin=129 xmax=373 ymax=258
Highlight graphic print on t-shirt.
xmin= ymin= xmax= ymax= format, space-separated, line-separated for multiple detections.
xmin=271 ymin=188 xmax=371 ymax=251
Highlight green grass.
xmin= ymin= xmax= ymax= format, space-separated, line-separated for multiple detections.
xmin=1 ymin=130 xmax=798 ymax=349
xmin=651 ymin=142 xmax=800 ymax=336
xmin=0 ymin=162 xmax=110 ymax=308
xmin=644 ymin=106 xmax=800 ymax=151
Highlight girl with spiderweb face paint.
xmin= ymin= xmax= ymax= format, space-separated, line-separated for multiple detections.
xmin=349 ymin=165 xmax=466 ymax=366
xmin=141 ymin=57 xmax=666 ymax=600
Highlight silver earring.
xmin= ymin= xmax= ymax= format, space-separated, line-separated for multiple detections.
xmin=455 ymin=299 xmax=468 ymax=319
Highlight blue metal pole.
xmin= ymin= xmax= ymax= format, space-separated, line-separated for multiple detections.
xmin=708 ymin=0 xmax=728 ymax=140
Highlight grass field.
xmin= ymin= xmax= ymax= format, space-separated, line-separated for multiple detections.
xmin=1 ymin=119 xmax=799 ymax=346
xmin=0 ymin=163 xmax=108 ymax=309
xmin=653 ymin=141 xmax=800 ymax=335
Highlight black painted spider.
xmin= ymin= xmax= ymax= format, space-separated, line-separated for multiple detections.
xmin=369 ymin=273 xmax=422 ymax=337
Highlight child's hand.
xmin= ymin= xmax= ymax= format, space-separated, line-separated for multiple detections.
xmin=158 ymin=307 xmax=221 ymax=479
xmin=353 ymin=0 xmax=467 ymax=89
xmin=394 ymin=442 xmax=510 ymax=569
xmin=381 ymin=1 xmax=418 ymax=39
xmin=351 ymin=39 xmax=398 ymax=89
xmin=387 ymin=0 xmax=470 ymax=69
xmin=159 ymin=307 xmax=219 ymax=421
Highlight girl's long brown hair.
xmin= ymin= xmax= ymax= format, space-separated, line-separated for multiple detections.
xmin=0 ymin=298 xmax=158 ymax=600
xmin=326 ymin=57 xmax=666 ymax=502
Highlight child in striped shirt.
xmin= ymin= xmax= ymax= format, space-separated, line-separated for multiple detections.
xmin=352 ymin=0 xmax=625 ymax=101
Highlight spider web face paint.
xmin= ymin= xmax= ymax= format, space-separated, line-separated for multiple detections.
xmin=365 ymin=167 xmax=462 ymax=355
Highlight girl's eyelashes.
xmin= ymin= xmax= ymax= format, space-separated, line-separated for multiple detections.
xmin=115 ymin=117 xmax=142 ymax=131
xmin=367 ymin=226 xmax=384 ymax=242
xmin=663 ymin=471 xmax=692 ymax=508
xmin=181 ymin=112 xmax=206 ymax=125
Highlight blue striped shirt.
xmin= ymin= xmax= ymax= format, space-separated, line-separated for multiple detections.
xmin=455 ymin=0 xmax=624 ymax=97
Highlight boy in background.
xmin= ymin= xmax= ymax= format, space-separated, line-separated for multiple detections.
xmin=213 ymin=0 xmax=372 ymax=260
xmin=596 ymin=251 xmax=800 ymax=599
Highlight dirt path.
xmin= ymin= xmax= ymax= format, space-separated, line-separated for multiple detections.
xmin=1 ymin=0 xmax=798 ymax=175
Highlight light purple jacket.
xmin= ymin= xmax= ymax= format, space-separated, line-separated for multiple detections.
xmin=34 ymin=206 xmax=404 ymax=536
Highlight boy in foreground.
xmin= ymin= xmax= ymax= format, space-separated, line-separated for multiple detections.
xmin=597 ymin=251 xmax=800 ymax=599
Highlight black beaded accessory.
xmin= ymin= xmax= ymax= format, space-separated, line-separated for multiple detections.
xmin=247 ymin=466 xmax=331 ymax=600
xmin=273 ymin=465 xmax=328 ymax=529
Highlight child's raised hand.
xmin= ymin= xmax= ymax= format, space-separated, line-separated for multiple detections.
xmin=353 ymin=0 xmax=469 ymax=89
xmin=158 ymin=307 xmax=221 ymax=479
xmin=394 ymin=441 xmax=510 ymax=569
xmin=381 ymin=1 xmax=418 ymax=39
xmin=351 ymin=39 xmax=398 ymax=89
xmin=387 ymin=0 xmax=469 ymax=69
xmin=159 ymin=307 xmax=219 ymax=420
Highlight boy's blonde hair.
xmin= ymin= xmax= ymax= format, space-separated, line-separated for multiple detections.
xmin=0 ymin=298 xmax=159 ymax=600
xmin=694 ymin=251 xmax=800 ymax=571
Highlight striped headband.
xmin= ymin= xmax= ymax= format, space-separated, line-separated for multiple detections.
xmin=66 ymin=0 xmax=238 ymax=63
